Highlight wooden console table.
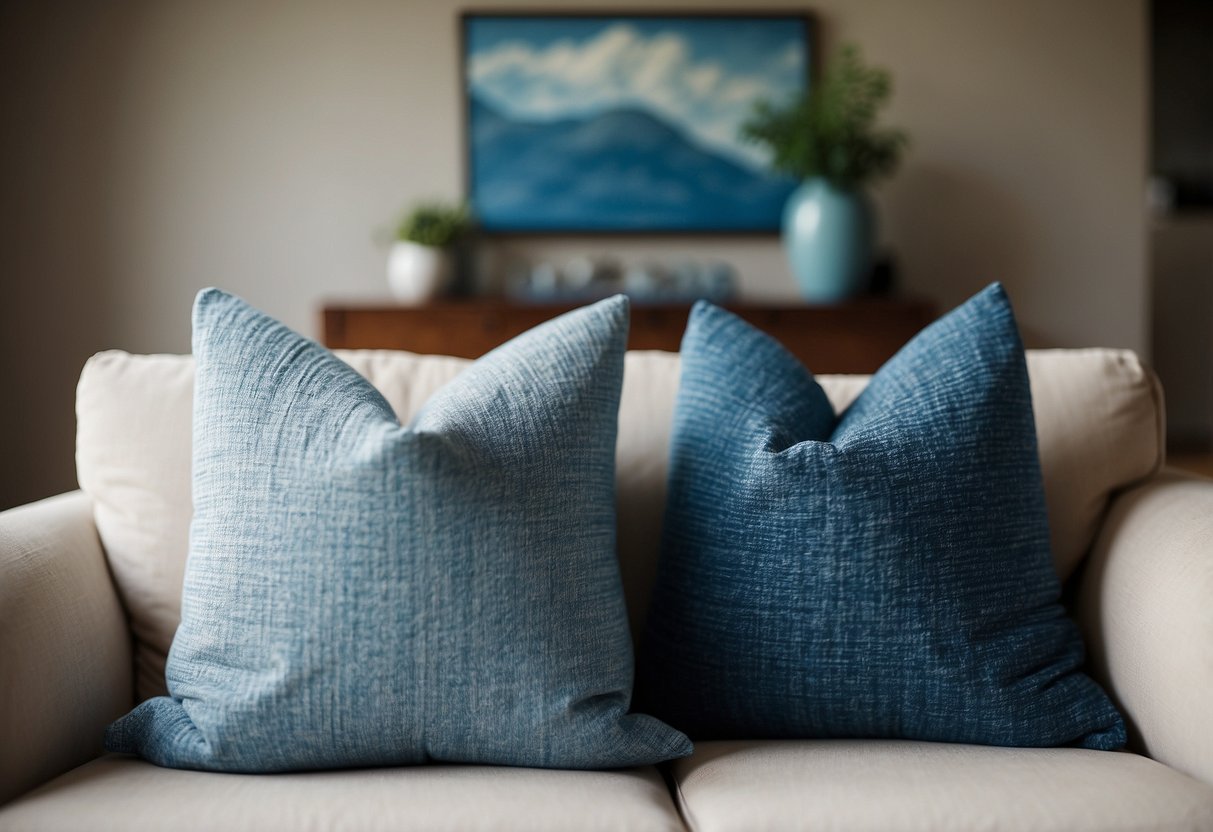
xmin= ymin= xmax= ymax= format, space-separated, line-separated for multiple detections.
xmin=321 ymin=296 xmax=936 ymax=375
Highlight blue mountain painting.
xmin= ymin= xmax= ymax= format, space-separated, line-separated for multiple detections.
xmin=469 ymin=96 xmax=797 ymax=232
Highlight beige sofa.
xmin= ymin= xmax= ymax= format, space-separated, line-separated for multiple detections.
xmin=2 ymin=347 xmax=1212 ymax=831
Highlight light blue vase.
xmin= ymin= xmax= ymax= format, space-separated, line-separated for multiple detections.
xmin=782 ymin=178 xmax=875 ymax=303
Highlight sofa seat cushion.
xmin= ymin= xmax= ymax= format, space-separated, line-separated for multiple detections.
xmin=0 ymin=755 xmax=686 ymax=832
xmin=672 ymin=741 xmax=1213 ymax=832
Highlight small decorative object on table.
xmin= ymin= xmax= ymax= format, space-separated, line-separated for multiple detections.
xmin=741 ymin=45 xmax=908 ymax=302
xmin=504 ymin=256 xmax=738 ymax=304
xmin=387 ymin=201 xmax=473 ymax=304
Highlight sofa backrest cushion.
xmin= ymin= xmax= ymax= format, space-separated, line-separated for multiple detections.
xmin=77 ymin=345 xmax=1163 ymax=703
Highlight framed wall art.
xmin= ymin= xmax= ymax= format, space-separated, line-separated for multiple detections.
xmin=461 ymin=12 xmax=813 ymax=233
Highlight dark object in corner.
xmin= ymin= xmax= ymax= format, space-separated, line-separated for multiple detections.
xmin=1152 ymin=0 xmax=1213 ymax=212
xmin=869 ymin=253 xmax=899 ymax=296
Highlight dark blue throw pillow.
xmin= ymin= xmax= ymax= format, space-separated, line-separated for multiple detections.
xmin=638 ymin=284 xmax=1125 ymax=749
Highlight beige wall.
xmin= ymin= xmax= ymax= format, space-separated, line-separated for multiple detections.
xmin=0 ymin=0 xmax=1148 ymax=508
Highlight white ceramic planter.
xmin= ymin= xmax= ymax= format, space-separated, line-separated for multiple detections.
xmin=387 ymin=241 xmax=451 ymax=304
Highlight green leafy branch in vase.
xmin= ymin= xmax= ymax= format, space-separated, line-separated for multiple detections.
xmin=740 ymin=44 xmax=909 ymax=189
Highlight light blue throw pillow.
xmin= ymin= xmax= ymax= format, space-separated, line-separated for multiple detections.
xmin=638 ymin=284 xmax=1125 ymax=749
xmin=105 ymin=289 xmax=691 ymax=772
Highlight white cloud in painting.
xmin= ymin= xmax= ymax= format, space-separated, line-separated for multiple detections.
xmin=468 ymin=24 xmax=804 ymax=170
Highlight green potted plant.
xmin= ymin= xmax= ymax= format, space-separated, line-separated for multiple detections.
xmin=388 ymin=201 xmax=473 ymax=304
xmin=741 ymin=44 xmax=908 ymax=302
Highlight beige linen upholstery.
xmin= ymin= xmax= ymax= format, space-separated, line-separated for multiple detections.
xmin=0 ymin=493 xmax=132 ymax=805
xmin=75 ymin=353 xmax=195 ymax=703
xmin=1025 ymin=349 xmax=1165 ymax=578
xmin=1077 ymin=470 xmax=1213 ymax=786
xmin=76 ymin=347 xmax=1162 ymax=700
xmin=614 ymin=352 xmax=682 ymax=636
xmin=0 ymin=755 xmax=685 ymax=832
xmin=671 ymin=740 xmax=1213 ymax=832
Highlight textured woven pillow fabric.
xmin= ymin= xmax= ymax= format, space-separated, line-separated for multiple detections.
xmin=105 ymin=289 xmax=691 ymax=773
xmin=639 ymin=284 xmax=1125 ymax=749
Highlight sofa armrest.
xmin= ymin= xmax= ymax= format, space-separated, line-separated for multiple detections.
xmin=1076 ymin=470 xmax=1213 ymax=785
xmin=0 ymin=492 xmax=132 ymax=805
